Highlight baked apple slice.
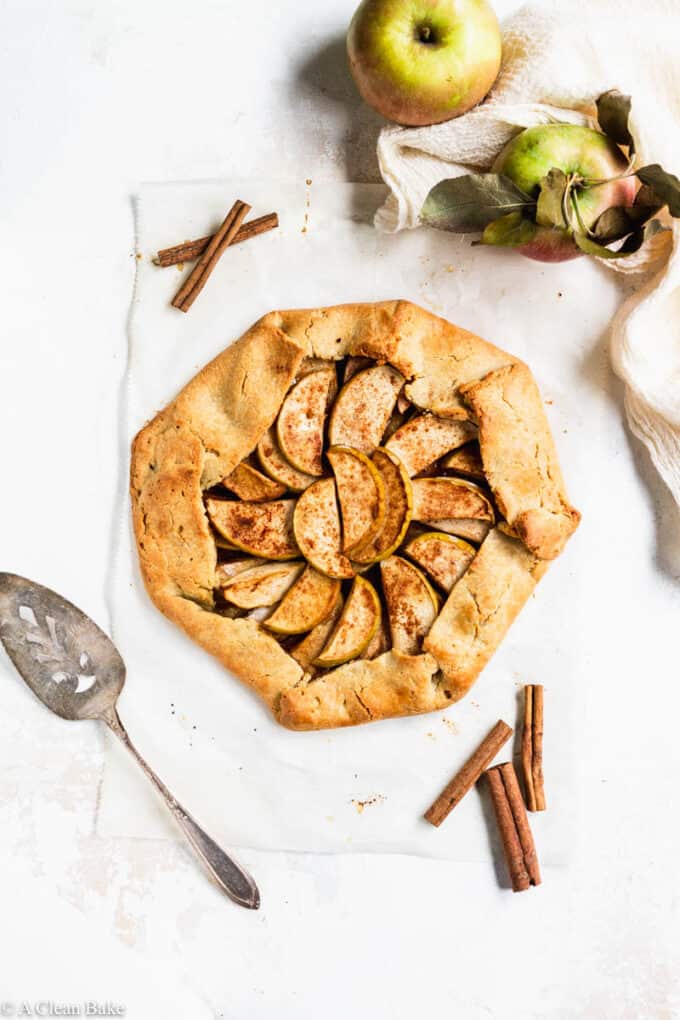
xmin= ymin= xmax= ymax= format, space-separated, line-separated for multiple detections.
xmin=264 ymin=566 xmax=341 ymax=634
xmin=352 ymin=448 xmax=412 ymax=565
xmin=411 ymin=478 xmax=495 ymax=523
xmin=327 ymin=446 xmax=385 ymax=555
xmin=403 ymin=532 xmax=475 ymax=591
xmin=440 ymin=442 xmax=485 ymax=482
xmin=289 ymin=593 xmax=344 ymax=671
xmin=293 ymin=478 xmax=355 ymax=579
xmin=245 ymin=606 xmax=275 ymax=622
xmin=384 ymin=414 xmax=477 ymax=476
xmin=215 ymin=558 xmax=259 ymax=584
xmin=382 ymin=406 xmax=409 ymax=444
xmin=361 ymin=617 xmax=390 ymax=660
xmin=206 ymin=498 xmax=299 ymax=560
xmin=276 ymin=367 xmax=336 ymax=476
xmin=380 ymin=555 xmax=439 ymax=655
xmin=314 ymin=577 xmax=381 ymax=668
xmin=212 ymin=531 xmax=239 ymax=550
xmin=222 ymin=461 xmax=286 ymax=501
xmin=257 ymin=427 xmax=316 ymax=492
xmin=328 ymin=364 xmax=403 ymax=453
xmin=428 ymin=518 xmax=492 ymax=543
xmin=220 ymin=560 xmax=305 ymax=609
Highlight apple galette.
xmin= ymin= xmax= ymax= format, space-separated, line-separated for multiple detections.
xmin=131 ymin=301 xmax=579 ymax=730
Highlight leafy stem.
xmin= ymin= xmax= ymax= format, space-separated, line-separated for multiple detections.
xmin=560 ymin=174 xmax=573 ymax=230
xmin=570 ymin=188 xmax=594 ymax=238
xmin=580 ymin=162 xmax=638 ymax=188
xmin=560 ymin=173 xmax=594 ymax=236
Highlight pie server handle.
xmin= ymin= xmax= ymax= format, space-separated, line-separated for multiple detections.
xmin=105 ymin=707 xmax=260 ymax=909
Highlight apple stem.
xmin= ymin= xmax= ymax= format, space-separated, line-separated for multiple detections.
xmin=570 ymin=190 xmax=594 ymax=238
xmin=561 ymin=176 xmax=573 ymax=230
xmin=560 ymin=173 xmax=595 ymax=238
xmin=581 ymin=157 xmax=638 ymax=189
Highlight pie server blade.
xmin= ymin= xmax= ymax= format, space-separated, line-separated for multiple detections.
xmin=0 ymin=572 xmax=260 ymax=909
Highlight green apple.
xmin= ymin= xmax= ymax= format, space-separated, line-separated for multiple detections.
xmin=347 ymin=0 xmax=502 ymax=127
xmin=493 ymin=124 xmax=637 ymax=262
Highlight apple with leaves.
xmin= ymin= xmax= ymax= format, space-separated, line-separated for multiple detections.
xmin=347 ymin=0 xmax=502 ymax=127
xmin=491 ymin=124 xmax=637 ymax=261
xmin=421 ymin=90 xmax=680 ymax=263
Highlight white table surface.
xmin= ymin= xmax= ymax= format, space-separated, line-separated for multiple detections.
xmin=1 ymin=1 xmax=679 ymax=1016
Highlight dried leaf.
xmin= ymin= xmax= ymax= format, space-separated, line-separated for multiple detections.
xmin=636 ymin=164 xmax=680 ymax=217
xmin=633 ymin=183 xmax=663 ymax=218
xmin=596 ymin=90 xmax=634 ymax=152
xmin=575 ymin=218 xmax=668 ymax=259
xmin=421 ymin=174 xmax=535 ymax=234
xmin=477 ymin=212 xmax=538 ymax=247
xmin=594 ymin=184 xmax=665 ymax=241
xmin=618 ymin=218 xmax=668 ymax=252
xmin=592 ymin=206 xmax=636 ymax=242
xmin=536 ymin=168 xmax=568 ymax=228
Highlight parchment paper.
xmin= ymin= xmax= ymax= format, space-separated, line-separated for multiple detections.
xmin=97 ymin=177 xmax=627 ymax=861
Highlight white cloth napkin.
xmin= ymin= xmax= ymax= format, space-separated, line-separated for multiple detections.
xmin=375 ymin=0 xmax=680 ymax=515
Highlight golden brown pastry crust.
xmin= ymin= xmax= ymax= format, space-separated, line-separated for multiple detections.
xmin=459 ymin=363 xmax=581 ymax=560
xmin=130 ymin=301 xmax=579 ymax=730
xmin=424 ymin=528 xmax=548 ymax=700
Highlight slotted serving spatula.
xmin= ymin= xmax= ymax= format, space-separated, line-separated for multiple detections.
xmin=0 ymin=572 xmax=260 ymax=909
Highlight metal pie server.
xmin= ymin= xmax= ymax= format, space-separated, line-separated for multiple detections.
xmin=0 ymin=572 xmax=260 ymax=910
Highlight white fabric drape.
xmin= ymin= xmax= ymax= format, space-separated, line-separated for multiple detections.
xmin=375 ymin=0 xmax=680 ymax=510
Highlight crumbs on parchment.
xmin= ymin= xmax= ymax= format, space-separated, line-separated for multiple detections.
xmin=352 ymin=795 xmax=386 ymax=815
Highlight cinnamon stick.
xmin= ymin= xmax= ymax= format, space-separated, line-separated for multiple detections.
xmin=521 ymin=684 xmax=545 ymax=811
xmin=424 ymin=719 xmax=512 ymax=827
xmin=156 ymin=212 xmax=278 ymax=267
xmin=172 ymin=199 xmax=250 ymax=312
xmin=486 ymin=762 xmax=541 ymax=892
